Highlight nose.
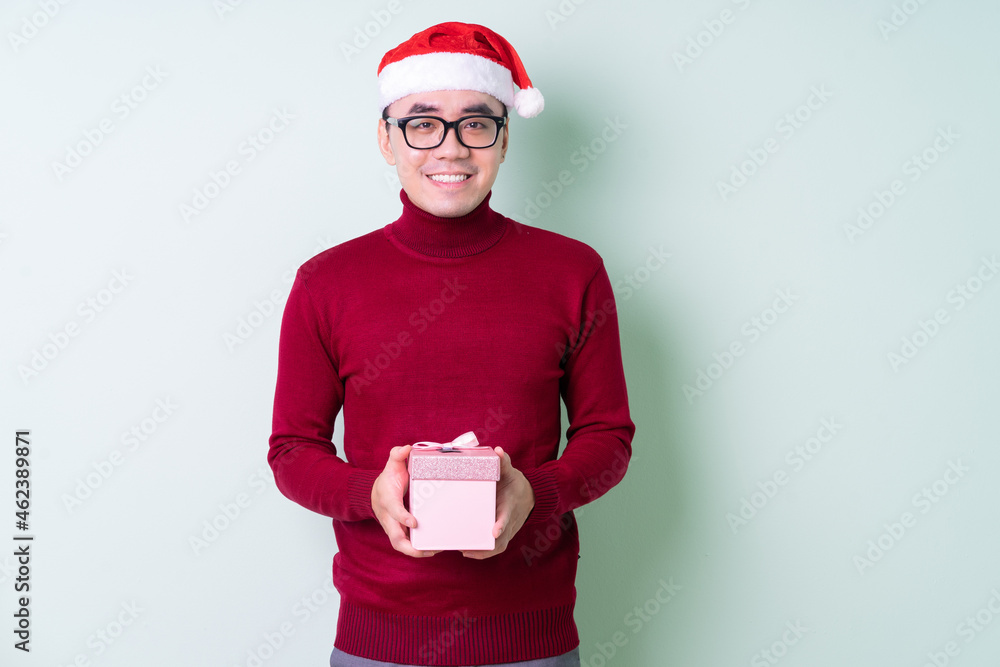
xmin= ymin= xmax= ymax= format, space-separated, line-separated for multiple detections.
xmin=431 ymin=124 xmax=471 ymax=160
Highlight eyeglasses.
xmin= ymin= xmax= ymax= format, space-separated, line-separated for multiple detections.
xmin=383 ymin=114 xmax=507 ymax=150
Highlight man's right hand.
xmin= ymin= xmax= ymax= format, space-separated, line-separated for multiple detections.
xmin=371 ymin=445 xmax=440 ymax=558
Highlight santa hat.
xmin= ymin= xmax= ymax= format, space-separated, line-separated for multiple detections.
xmin=377 ymin=22 xmax=544 ymax=119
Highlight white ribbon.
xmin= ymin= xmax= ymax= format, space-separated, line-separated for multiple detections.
xmin=410 ymin=431 xmax=480 ymax=451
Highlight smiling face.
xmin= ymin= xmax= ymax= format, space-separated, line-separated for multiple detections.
xmin=378 ymin=89 xmax=509 ymax=218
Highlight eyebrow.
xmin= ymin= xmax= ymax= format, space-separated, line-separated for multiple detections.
xmin=405 ymin=101 xmax=500 ymax=116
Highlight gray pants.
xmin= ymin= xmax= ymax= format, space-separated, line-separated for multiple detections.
xmin=329 ymin=646 xmax=581 ymax=667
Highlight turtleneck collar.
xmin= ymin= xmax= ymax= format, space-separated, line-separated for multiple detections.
xmin=388 ymin=189 xmax=508 ymax=259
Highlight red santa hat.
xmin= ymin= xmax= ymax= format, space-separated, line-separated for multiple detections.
xmin=377 ymin=22 xmax=544 ymax=119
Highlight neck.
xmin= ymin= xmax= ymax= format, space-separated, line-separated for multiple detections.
xmin=389 ymin=190 xmax=507 ymax=258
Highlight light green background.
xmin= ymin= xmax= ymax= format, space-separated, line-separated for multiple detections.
xmin=2 ymin=1 xmax=998 ymax=665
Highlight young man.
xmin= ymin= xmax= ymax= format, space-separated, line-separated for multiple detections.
xmin=268 ymin=22 xmax=634 ymax=667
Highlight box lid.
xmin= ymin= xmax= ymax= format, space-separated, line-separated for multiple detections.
xmin=408 ymin=446 xmax=501 ymax=481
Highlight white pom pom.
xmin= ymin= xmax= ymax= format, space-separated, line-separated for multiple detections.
xmin=513 ymin=87 xmax=544 ymax=118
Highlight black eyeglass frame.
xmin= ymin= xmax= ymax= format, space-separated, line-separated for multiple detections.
xmin=382 ymin=113 xmax=508 ymax=150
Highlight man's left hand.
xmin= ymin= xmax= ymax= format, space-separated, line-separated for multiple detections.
xmin=462 ymin=447 xmax=535 ymax=560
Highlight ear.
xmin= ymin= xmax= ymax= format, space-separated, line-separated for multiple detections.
xmin=377 ymin=117 xmax=396 ymax=166
xmin=499 ymin=122 xmax=509 ymax=163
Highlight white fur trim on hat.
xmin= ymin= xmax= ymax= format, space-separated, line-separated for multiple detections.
xmin=377 ymin=51 xmax=515 ymax=115
xmin=514 ymin=87 xmax=544 ymax=118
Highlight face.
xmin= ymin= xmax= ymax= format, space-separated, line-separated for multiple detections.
xmin=378 ymin=89 xmax=509 ymax=218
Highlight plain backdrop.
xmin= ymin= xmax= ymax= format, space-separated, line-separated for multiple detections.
xmin=2 ymin=1 xmax=999 ymax=665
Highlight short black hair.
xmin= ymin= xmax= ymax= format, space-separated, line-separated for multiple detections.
xmin=381 ymin=101 xmax=509 ymax=123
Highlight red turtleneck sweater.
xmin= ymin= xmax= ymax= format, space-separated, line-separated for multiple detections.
xmin=268 ymin=190 xmax=634 ymax=665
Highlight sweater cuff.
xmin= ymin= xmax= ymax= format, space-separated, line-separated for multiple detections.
xmin=347 ymin=468 xmax=381 ymax=520
xmin=523 ymin=467 xmax=559 ymax=525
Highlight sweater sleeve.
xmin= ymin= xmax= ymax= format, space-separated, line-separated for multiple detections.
xmin=522 ymin=259 xmax=635 ymax=525
xmin=267 ymin=269 xmax=379 ymax=521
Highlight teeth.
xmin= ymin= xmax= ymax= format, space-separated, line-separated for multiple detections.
xmin=429 ymin=174 xmax=470 ymax=183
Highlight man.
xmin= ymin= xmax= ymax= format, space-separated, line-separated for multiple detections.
xmin=268 ymin=22 xmax=634 ymax=667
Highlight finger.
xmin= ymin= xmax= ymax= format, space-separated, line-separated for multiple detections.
xmin=462 ymin=536 xmax=508 ymax=559
xmin=494 ymin=446 xmax=511 ymax=470
xmin=382 ymin=493 xmax=417 ymax=529
xmin=495 ymin=448 xmax=517 ymax=485
xmin=388 ymin=444 xmax=412 ymax=466
xmin=384 ymin=520 xmax=438 ymax=558
xmin=378 ymin=446 xmax=415 ymax=525
xmin=492 ymin=502 xmax=511 ymax=538
xmin=389 ymin=505 xmax=417 ymax=529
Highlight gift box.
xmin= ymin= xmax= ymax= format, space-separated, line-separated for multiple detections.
xmin=407 ymin=431 xmax=501 ymax=551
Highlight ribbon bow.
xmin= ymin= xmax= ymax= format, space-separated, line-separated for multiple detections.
xmin=410 ymin=431 xmax=480 ymax=452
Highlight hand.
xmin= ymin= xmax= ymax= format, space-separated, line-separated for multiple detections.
xmin=371 ymin=445 xmax=440 ymax=558
xmin=462 ymin=447 xmax=535 ymax=560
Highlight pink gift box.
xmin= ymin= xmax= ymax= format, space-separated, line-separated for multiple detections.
xmin=407 ymin=439 xmax=500 ymax=551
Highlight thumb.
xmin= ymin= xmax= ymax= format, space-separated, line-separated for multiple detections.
xmin=495 ymin=446 xmax=513 ymax=475
xmin=388 ymin=444 xmax=411 ymax=467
